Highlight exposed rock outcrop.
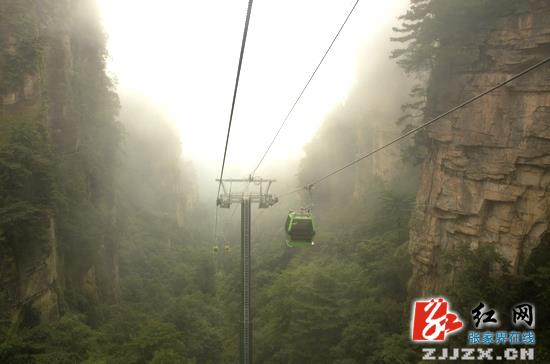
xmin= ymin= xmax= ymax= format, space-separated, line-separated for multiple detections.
xmin=0 ymin=0 xmax=120 ymax=327
xmin=409 ymin=2 xmax=550 ymax=295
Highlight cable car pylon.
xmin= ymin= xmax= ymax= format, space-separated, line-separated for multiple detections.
xmin=215 ymin=175 xmax=278 ymax=364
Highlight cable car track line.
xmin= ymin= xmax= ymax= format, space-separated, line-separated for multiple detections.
xmin=215 ymin=0 xmax=255 ymax=241
xmin=279 ymin=55 xmax=550 ymax=197
xmin=251 ymin=0 xmax=361 ymax=178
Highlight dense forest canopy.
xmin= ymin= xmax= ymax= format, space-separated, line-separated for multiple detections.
xmin=1 ymin=0 xmax=549 ymax=363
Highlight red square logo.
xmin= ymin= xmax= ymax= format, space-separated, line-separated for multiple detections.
xmin=412 ymin=298 xmax=463 ymax=341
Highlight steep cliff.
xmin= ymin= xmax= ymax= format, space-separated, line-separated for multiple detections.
xmin=0 ymin=0 xmax=120 ymax=328
xmin=299 ymin=29 xmax=414 ymax=217
xmin=407 ymin=1 xmax=550 ymax=295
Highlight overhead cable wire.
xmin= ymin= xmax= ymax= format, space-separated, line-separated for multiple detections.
xmin=214 ymin=0 xmax=255 ymax=240
xmin=278 ymin=55 xmax=550 ymax=198
xmin=250 ymin=0 xmax=361 ymax=177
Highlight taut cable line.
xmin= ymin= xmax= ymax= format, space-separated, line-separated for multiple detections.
xmin=250 ymin=0 xmax=361 ymax=178
xmin=278 ymin=55 xmax=550 ymax=198
xmin=214 ymin=0 xmax=255 ymax=240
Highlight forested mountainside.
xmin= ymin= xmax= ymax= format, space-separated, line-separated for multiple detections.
xmin=395 ymin=0 xmax=550 ymax=298
xmin=0 ymin=1 xmax=204 ymax=363
xmin=0 ymin=0 xmax=121 ymax=326
xmin=399 ymin=0 xmax=550 ymax=359
xmin=1 ymin=0 xmax=550 ymax=363
xmin=296 ymin=0 xmax=550 ymax=361
xmin=392 ymin=0 xmax=550 ymax=337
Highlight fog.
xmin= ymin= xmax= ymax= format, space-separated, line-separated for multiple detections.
xmin=97 ymin=0 xmax=409 ymax=201
xmin=4 ymin=2 xmax=549 ymax=362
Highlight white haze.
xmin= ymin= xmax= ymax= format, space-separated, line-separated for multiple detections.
xmin=97 ymin=0 xmax=408 ymax=198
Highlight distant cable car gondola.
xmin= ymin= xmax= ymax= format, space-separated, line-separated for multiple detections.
xmin=285 ymin=209 xmax=315 ymax=247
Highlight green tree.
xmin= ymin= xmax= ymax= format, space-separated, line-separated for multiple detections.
xmin=126 ymin=320 xmax=185 ymax=364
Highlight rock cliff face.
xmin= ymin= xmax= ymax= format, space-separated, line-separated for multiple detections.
xmin=0 ymin=0 xmax=120 ymax=327
xmin=408 ymin=2 xmax=550 ymax=295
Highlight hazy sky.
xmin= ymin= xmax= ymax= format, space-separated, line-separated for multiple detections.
xmin=97 ymin=0 xmax=407 ymax=181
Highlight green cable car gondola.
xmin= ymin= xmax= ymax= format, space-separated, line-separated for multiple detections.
xmin=285 ymin=210 xmax=316 ymax=247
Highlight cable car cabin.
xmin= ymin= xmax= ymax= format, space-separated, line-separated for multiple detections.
xmin=285 ymin=210 xmax=316 ymax=247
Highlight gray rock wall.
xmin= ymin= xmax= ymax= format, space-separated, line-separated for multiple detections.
xmin=408 ymin=2 xmax=550 ymax=295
